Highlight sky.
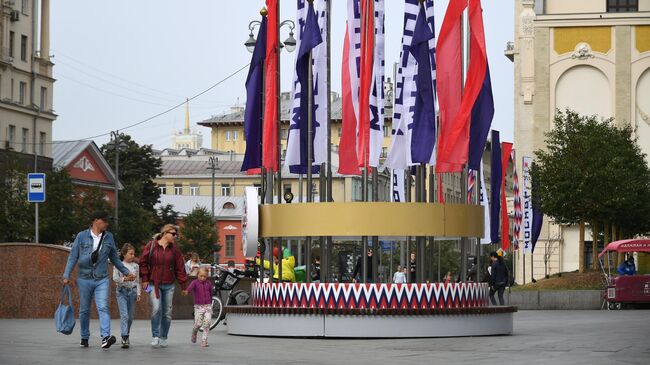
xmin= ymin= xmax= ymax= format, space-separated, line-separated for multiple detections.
xmin=51 ymin=0 xmax=514 ymax=150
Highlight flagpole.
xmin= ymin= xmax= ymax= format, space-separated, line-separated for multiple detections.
xmin=306 ymin=45 xmax=313 ymax=283
xmin=325 ymin=0 xmax=333 ymax=283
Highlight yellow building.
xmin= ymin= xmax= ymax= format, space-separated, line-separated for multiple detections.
xmin=508 ymin=0 xmax=650 ymax=282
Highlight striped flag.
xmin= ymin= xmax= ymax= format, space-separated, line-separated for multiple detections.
xmin=467 ymin=169 xmax=475 ymax=205
xmin=512 ymin=149 xmax=522 ymax=250
xmin=286 ymin=0 xmax=327 ymax=174
xmin=385 ymin=0 xmax=436 ymax=171
xmin=500 ymin=142 xmax=513 ymax=251
xmin=241 ymin=16 xmax=267 ymax=172
xmin=522 ymin=155 xmax=533 ymax=254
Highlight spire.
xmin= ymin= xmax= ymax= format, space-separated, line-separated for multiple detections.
xmin=184 ymin=98 xmax=190 ymax=134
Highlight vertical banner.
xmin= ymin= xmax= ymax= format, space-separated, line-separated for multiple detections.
xmin=522 ymin=155 xmax=533 ymax=254
xmin=391 ymin=169 xmax=405 ymax=203
xmin=479 ymin=163 xmax=491 ymax=244
xmin=489 ymin=130 xmax=501 ymax=244
xmin=512 ymin=149 xmax=522 ymax=250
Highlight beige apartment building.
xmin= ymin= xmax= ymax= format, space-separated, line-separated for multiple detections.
xmin=0 ymin=0 xmax=55 ymax=172
xmin=508 ymin=0 xmax=650 ymax=282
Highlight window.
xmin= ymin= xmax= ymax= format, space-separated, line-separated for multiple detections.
xmin=9 ymin=32 xmax=14 ymax=58
xmin=281 ymin=128 xmax=288 ymax=139
xmin=21 ymin=128 xmax=28 ymax=153
xmin=381 ymin=147 xmax=388 ymax=158
xmin=22 ymin=0 xmax=29 ymax=15
xmin=223 ymin=202 xmax=235 ymax=209
xmin=159 ymin=185 xmax=167 ymax=195
xmin=11 ymin=78 xmax=14 ymax=100
xmin=225 ymin=131 xmax=231 ymax=141
xmin=190 ymin=184 xmax=199 ymax=196
xmin=174 ymin=184 xmax=183 ymax=195
xmin=607 ymin=0 xmax=638 ymax=12
xmin=39 ymin=132 xmax=45 ymax=155
xmin=40 ymin=87 xmax=47 ymax=111
xmin=225 ymin=235 xmax=235 ymax=257
xmin=383 ymin=125 xmax=390 ymax=137
xmin=20 ymin=35 xmax=27 ymax=61
xmin=8 ymin=125 xmax=16 ymax=149
xmin=233 ymin=131 xmax=239 ymax=140
xmin=221 ymin=184 xmax=231 ymax=196
xmin=19 ymin=82 xmax=26 ymax=105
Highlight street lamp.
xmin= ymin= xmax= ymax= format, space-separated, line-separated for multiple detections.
xmin=207 ymin=156 xmax=220 ymax=218
xmin=106 ymin=131 xmax=127 ymax=230
xmin=244 ymin=19 xmax=297 ymax=53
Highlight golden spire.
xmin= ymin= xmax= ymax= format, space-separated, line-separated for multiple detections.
xmin=184 ymin=98 xmax=190 ymax=135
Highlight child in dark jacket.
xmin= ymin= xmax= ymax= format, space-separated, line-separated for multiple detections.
xmin=183 ymin=267 xmax=213 ymax=347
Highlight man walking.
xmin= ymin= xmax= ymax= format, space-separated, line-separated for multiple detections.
xmin=62 ymin=211 xmax=134 ymax=348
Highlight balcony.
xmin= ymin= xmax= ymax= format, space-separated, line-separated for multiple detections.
xmin=504 ymin=41 xmax=515 ymax=62
xmin=0 ymin=47 xmax=13 ymax=65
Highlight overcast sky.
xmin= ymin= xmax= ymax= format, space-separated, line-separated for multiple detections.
xmin=51 ymin=0 xmax=514 ymax=150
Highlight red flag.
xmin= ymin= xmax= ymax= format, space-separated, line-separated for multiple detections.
xmin=437 ymin=0 xmax=488 ymax=173
xmin=338 ymin=25 xmax=361 ymax=175
xmin=500 ymin=142 xmax=513 ymax=251
xmin=435 ymin=0 xmax=466 ymax=173
xmin=262 ymin=0 xmax=279 ymax=172
xmin=357 ymin=0 xmax=374 ymax=169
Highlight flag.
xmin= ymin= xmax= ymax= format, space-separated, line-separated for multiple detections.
xmin=467 ymin=169 xmax=475 ymax=205
xmin=468 ymin=64 xmax=494 ymax=170
xmin=262 ymin=0 xmax=279 ymax=172
xmin=286 ymin=0 xmax=325 ymax=174
xmin=531 ymin=162 xmax=543 ymax=253
xmin=368 ymin=0 xmax=385 ymax=168
xmin=338 ymin=24 xmax=361 ymax=175
xmin=434 ymin=0 xmax=467 ymax=173
xmin=489 ymin=130 xmax=501 ymax=243
xmin=391 ymin=169 xmax=405 ymax=203
xmin=522 ymin=155 xmax=533 ymax=254
xmin=479 ymin=161 xmax=491 ymax=244
xmin=500 ymin=142 xmax=513 ymax=251
xmin=409 ymin=3 xmax=436 ymax=164
xmin=512 ymin=149 xmax=522 ymax=250
xmin=357 ymin=0 xmax=374 ymax=168
xmin=385 ymin=0 xmax=436 ymax=173
xmin=241 ymin=16 xmax=267 ymax=172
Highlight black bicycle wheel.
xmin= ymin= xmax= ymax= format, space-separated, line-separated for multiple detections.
xmin=200 ymin=296 xmax=223 ymax=332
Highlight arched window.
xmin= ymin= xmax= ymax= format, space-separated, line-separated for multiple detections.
xmin=223 ymin=202 xmax=235 ymax=209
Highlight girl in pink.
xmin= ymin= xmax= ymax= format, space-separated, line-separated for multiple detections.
xmin=182 ymin=267 xmax=213 ymax=347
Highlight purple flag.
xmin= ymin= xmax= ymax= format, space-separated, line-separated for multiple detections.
xmin=289 ymin=1 xmax=322 ymax=174
xmin=468 ymin=65 xmax=494 ymax=171
xmin=409 ymin=3 xmax=436 ymax=164
xmin=531 ymin=162 xmax=543 ymax=253
xmin=241 ymin=17 xmax=267 ymax=171
xmin=490 ymin=130 xmax=501 ymax=243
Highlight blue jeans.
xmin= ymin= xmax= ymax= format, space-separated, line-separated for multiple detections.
xmin=77 ymin=277 xmax=110 ymax=339
xmin=116 ymin=286 xmax=137 ymax=337
xmin=149 ymin=283 xmax=175 ymax=339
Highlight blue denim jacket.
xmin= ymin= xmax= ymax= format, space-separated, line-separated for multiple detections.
xmin=63 ymin=229 xmax=130 ymax=280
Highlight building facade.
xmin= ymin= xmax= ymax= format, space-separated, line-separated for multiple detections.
xmin=171 ymin=100 xmax=203 ymax=150
xmin=509 ymin=0 xmax=650 ymax=282
xmin=0 ymin=0 xmax=55 ymax=173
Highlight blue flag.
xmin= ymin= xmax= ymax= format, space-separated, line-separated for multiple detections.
xmin=531 ymin=162 xmax=543 ymax=253
xmin=241 ymin=17 xmax=267 ymax=171
xmin=468 ymin=65 xmax=494 ymax=171
xmin=408 ymin=3 xmax=436 ymax=164
xmin=288 ymin=1 xmax=322 ymax=174
xmin=490 ymin=130 xmax=501 ymax=244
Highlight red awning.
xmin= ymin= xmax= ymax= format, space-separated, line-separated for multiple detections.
xmin=598 ymin=239 xmax=650 ymax=258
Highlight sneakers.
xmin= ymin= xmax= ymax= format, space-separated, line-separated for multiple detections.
xmin=121 ymin=336 xmax=129 ymax=349
xmin=101 ymin=335 xmax=116 ymax=349
xmin=159 ymin=338 xmax=168 ymax=348
xmin=191 ymin=329 xmax=198 ymax=343
xmin=80 ymin=339 xmax=89 ymax=348
xmin=151 ymin=337 xmax=160 ymax=348
xmin=201 ymin=339 xmax=209 ymax=347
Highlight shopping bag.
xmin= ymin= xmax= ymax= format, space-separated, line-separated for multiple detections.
xmin=54 ymin=285 xmax=75 ymax=335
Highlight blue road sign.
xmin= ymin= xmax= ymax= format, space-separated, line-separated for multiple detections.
xmin=28 ymin=173 xmax=46 ymax=203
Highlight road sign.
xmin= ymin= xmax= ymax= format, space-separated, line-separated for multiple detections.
xmin=28 ymin=173 xmax=46 ymax=203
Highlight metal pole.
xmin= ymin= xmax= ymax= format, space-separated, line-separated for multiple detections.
xmin=276 ymin=1 xmax=283 ymax=205
xmin=325 ymin=0 xmax=333 ymax=283
xmin=362 ymin=168 xmax=368 ymax=283
xmin=114 ymin=132 xmax=120 ymax=231
xmin=460 ymin=169 xmax=468 ymax=282
xmin=306 ymin=49 xmax=314 ymax=283
xmin=372 ymin=167 xmax=378 ymax=283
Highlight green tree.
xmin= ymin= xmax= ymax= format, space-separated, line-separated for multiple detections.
xmin=40 ymin=168 xmax=78 ymax=244
xmin=531 ymin=109 xmax=650 ymax=272
xmin=177 ymin=206 xmax=219 ymax=261
xmin=101 ymin=133 xmax=163 ymax=245
xmin=155 ymin=204 xmax=180 ymax=227
xmin=0 ymin=154 xmax=32 ymax=242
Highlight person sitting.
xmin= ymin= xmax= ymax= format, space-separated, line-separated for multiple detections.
xmin=255 ymin=246 xmax=296 ymax=282
xmin=617 ymin=256 xmax=636 ymax=276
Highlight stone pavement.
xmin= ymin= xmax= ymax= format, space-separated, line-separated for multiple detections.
xmin=0 ymin=310 xmax=648 ymax=365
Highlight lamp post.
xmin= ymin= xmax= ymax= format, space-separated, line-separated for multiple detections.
xmin=207 ymin=156 xmax=220 ymax=218
xmin=107 ymin=131 xmax=127 ymax=231
xmin=245 ymin=19 xmax=296 ymax=54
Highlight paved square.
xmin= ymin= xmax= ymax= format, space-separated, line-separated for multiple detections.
xmin=0 ymin=310 xmax=648 ymax=364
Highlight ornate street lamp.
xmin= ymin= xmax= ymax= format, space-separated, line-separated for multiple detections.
xmin=244 ymin=19 xmax=296 ymax=53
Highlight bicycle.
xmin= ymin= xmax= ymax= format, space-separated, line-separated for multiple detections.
xmin=200 ymin=264 xmax=252 ymax=331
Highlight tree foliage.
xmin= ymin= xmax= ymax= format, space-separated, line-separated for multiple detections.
xmin=176 ymin=206 xmax=219 ymax=261
xmin=0 ymin=154 xmax=32 ymax=242
xmin=39 ymin=168 xmax=78 ymax=244
xmin=531 ymin=109 xmax=650 ymax=250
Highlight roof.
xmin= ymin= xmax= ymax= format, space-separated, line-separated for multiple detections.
xmin=156 ymin=195 xmax=244 ymax=218
xmin=598 ymin=239 xmax=650 ymax=258
xmin=52 ymin=140 xmax=124 ymax=189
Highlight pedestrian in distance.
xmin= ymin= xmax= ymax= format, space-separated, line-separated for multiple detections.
xmin=183 ymin=267 xmax=213 ymax=347
xmin=113 ymin=243 xmax=141 ymax=348
xmin=488 ymin=251 xmax=509 ymax=306
xmin=185 ymin=252 xmax=201 ymax=277
xmin=409 ymin=252 xmax=417 ymax=283
xmin=352 ymin=248 xmax=373 ymax=283
xmin=140 ymin=224 xmax=188 ymax=348
xmin=393 ymin=265 xmax=407 ymax=284
xmin=62 ymin=211 xmax=135 ymax=349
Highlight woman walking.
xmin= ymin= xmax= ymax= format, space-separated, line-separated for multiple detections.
xmin=140 ymin=224 xmax=188 ymax=348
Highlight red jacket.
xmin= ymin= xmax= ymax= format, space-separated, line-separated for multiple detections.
xmin=139 ymin=240 xmax=188 ymax=295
